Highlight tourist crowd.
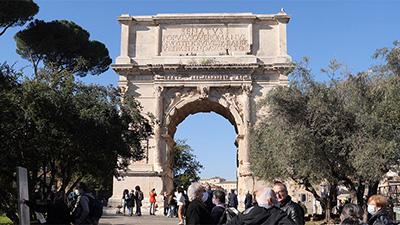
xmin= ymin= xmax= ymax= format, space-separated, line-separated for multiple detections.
xmin=23 ymin=180 xmax=394 ymax=225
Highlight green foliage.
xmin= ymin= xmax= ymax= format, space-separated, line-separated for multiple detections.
xmin=0 ymin=213 xmax=12 ymax=225
xmin=373 ymin=40 xmax=400 ymax=76
xmin=14 ymin=19 xmax=112 ymax=77
xmin=0 ymin=0 xmax=39 ymax=36
xmin=0 ymin=64 xmax=152 ymax=223
xmin=173 ymin=139 xmax=204 ymax=189
xmin=251 ymin=53 xmax=400 ymax=220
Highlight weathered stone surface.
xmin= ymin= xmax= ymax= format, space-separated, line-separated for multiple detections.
xmin=110 ymin=12 xmax=291 ymax=210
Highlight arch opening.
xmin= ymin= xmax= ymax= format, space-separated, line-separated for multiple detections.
xmin=165 ymin=98 xmax=239 ymax=138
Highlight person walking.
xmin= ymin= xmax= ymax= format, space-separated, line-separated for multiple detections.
xmin=367 ymin=195 xmax=393 ymax=225
xmin=177 ymin=187 xmax=186 ymax=225
xmin=149 ymin=188 xmax=157 ymax=215
xmin=135 ymin=186 xmax=143 ymax=216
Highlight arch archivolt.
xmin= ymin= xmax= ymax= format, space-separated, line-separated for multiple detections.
xmin=162 ymin=85 xmax=247 ymax=136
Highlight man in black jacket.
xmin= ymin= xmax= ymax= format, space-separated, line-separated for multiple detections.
xmin=228 ymin=187 xmax=295 ymax=225
xmin=273 ymin=181 xmax=304 ymax=225
xmin=186 ymin=182 xmax=215 ymax=225
xmin=244 ymin=190 xmax=253 ymax=210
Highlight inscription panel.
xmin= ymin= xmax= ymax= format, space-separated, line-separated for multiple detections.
xmin=160 ymin=24 xmax=251 ymax=56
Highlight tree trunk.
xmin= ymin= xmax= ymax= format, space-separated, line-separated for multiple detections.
xmin=326 ymin=198 xmax=332 ymax=222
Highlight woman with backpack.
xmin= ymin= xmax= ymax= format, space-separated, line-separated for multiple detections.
xmin=149 ymin=188 xmax=157 ymax=215
xmin=135 ymin=186 xmax=143 ymax=216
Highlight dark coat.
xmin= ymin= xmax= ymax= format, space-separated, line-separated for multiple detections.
xmin=244 ymin=193 xmax=253 ymax=210
xmin=25 ymin=200 xmax=71 ymax=224
xmin=280 ymin=196 xmax=304 ymax=225
xmin=186 ymin=198 xmax=215 ymax=225
xmin=368 ymin=209 xmax=393 ymax=225
xmin=228 ymin=205 xmax=296 ymax=225
xmin=228 ymin=193 xmax=238 ymax=208
xmin=211 ymin=204 xmax=226 ymax=224
xmin=127 ymin=192 xmax=135 ymax=208
xmin=204 ymin=189 xmax=215 ymax=212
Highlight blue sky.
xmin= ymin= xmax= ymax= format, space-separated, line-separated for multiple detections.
xmin=1 ymin=0 xmax=399 ymax=181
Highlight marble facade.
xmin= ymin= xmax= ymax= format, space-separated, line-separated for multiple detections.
xmin=110 ymin=12 xmax=292 ymax=208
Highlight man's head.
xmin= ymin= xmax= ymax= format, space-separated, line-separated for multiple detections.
xmin=187 ymin=182 xmax=205 ymax=201
xmin=273 ymin=181 xmax=288 ymax=203
xmin=213 ymin=190 xmax=226 ymax=205
xmin=76 ymin=182 xmax=88 ymax=195
xmin=256 ymin=187 xmax=278 ymax=208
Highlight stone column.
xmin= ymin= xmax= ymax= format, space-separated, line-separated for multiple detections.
xmin=154 ymin=86 xmax=164 ymax=172
xmin=116 ymin=14 xmax=131 ymax=64
xmin=242 ymin=84 xmax=253 ymax=174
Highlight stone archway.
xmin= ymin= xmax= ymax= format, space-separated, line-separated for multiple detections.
xmin=110 ymin=12 xmax=291 ymax=209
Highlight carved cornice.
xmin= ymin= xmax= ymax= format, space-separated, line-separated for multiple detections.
xmin=112 ymin=63 xmax=291 ymax=74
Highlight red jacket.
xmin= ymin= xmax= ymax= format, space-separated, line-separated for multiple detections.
xmin=149 ymin=192 xmax=157 ymax=203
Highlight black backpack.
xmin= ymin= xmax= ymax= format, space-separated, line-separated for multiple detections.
xmin=138 ymin=191 xmax=144 ymax=201
xmin=217 ymin=206 xmax=239 ymax=225
xmin=85 ymin=194 xmax=103 ymax=220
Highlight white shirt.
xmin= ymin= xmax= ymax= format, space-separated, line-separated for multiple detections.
xmin=177 ymin=192 xmax=185 ymax=206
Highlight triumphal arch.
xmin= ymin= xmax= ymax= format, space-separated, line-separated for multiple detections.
xmin=110 ymin=12 xmax=291 ymax=206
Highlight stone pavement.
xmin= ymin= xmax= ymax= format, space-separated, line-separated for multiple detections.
xmin=99 ymin=209 xmax=181 ymax=225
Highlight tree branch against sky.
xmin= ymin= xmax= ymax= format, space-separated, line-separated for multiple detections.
xmin=14 ymin=19 xmax=112 ymax=77
xmin=251 ymin=51 xmax=400 ymax=221
xmin=173 ymin=139 xmax=204 ymax=189
xmin=0 ymin=0 xmax=39 ymax=36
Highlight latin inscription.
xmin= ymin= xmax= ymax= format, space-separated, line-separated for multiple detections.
xmin=161 ymin=27 xmax=249 ymax=53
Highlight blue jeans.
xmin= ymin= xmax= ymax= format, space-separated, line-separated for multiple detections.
xmin=123 ymin=200 xmax=130 ymax=214
xmin=168 ymin=205 xmax=175 ymax=217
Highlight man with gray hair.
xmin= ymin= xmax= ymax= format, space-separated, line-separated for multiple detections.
xmin=273 ymin=181 xmax=304 ymax=225
xmin=185 ymin=182 xmax=215 ymax=225
xmin=228 ymin=187 xmax=295 ymax=225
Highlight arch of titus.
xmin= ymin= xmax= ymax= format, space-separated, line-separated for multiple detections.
xmin=110 ymin=12 xmax=291 ymax=206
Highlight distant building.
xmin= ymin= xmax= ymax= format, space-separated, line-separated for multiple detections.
xmin=200 ymin=177 xmax=237 ymax=193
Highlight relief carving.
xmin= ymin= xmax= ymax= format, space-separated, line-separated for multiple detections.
xmin=242 ymin=84 xmax=253 ymax=96
xmin=154 ymin=85 xmax=164 ymax=97
xmin=197 ymin=86 xmax=210 ymax=99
